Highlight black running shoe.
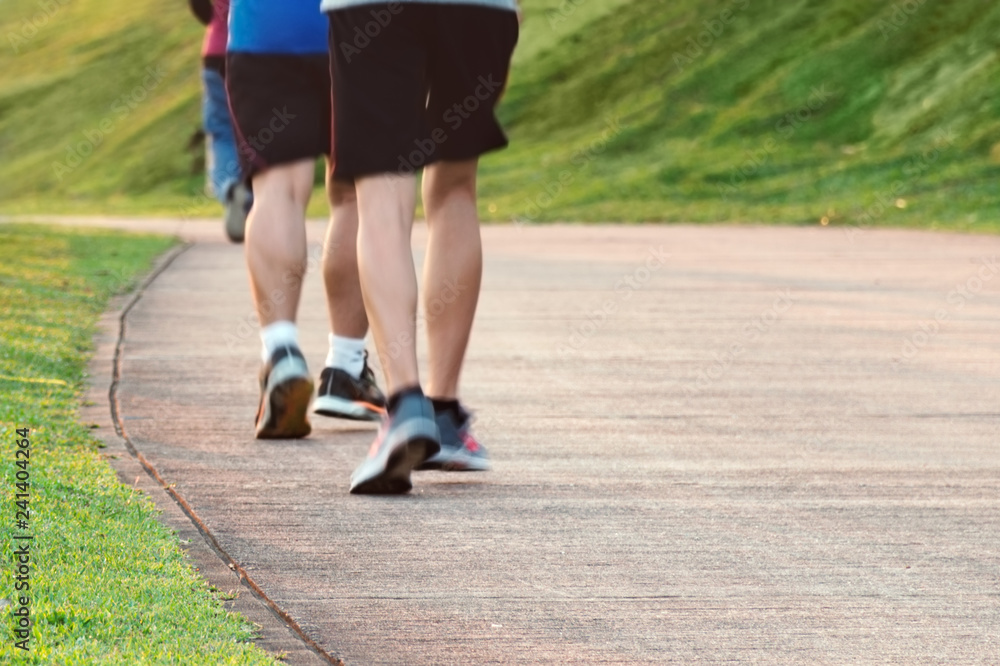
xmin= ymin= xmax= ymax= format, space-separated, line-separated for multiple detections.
xmin=416 ymin=405 xmax=491 ymax=472
xmin=349 ymin=392 xmax=440 ymax=495
xmin=255 ymin=345 xmax=313 ymax=439
xmin=313 ymin=354 xmax=386 ymax=421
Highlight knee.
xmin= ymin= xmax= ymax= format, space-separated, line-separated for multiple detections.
xmin=423 ymin=161 xmax=477 ymax=215
xmin=255 ymin=164 xmax=313 ymax=210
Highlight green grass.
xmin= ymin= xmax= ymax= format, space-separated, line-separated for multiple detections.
xmin=2 ymin=0 xmax=1000 ymax=232
xmin=481 ymin=0 xmax=1000 ymax=230
xmin=0 ymin=224 xmax=278 ymax=665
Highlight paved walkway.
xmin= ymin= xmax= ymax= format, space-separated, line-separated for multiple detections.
xmin=65 ymin=217 xmax=999 ymax=664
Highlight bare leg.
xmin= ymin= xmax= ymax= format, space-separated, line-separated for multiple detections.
xmin=323 ymin=171 xmax=368 ymax=339
xmin=245 ymin=160 xmax=316 ymax=326
xmin=355 ymin=173 xmax=420 ymax=394
xmin=421 ymin=159 xmax=482 ymax=400
xmin=245 ymin=159 xmax=316 ymax=440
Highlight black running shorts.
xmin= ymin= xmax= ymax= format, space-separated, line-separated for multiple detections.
xmin=327 ymin=3 xmax=519 ymax=180
xmin=226 ymin=52 xmax=332 ymax=179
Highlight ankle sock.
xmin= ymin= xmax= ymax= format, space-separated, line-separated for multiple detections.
xmin=325 ymin=334 xmax=366 ymax=378
xmin=387 ymin=386 xmax=423 ymax=415
xmin=260 ymin=320 xmax=299 ymax=362
xmin=429 ymin=398 xmax=464 ymax=423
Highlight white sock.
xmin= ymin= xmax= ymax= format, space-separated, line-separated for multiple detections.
xmin=260 ymin=320 xmax=299 ymax=362
xmin=326 ymin=334 xmax=366 ymax=378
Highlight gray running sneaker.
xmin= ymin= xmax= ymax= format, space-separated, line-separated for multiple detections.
xmin=255 ymin=345 xmax=313 ymax=439
xmin=350 ymin=392 xmax=440 ymax=495
xmin=417 ymin=405 xmax=491 ymax=472
xmin=225 ymin=182 xmax=251 ymax=243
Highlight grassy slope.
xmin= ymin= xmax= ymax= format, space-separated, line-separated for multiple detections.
xmin=0 ymin=224 xmax=276 ymax=664
xmin=1 ymin=0 xmax=1000 ymax=231
xmin=0 ymin=0 xmax=207 ymax=212
xmin=486 ymin=0 xmax=1000 ymax=230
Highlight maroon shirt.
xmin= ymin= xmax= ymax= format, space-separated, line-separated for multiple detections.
xmin=202 ymin=0 xmax=230 ymax=58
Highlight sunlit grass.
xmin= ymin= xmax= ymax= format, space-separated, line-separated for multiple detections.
xmin=0 ymin=224 xmax=278 ymax=664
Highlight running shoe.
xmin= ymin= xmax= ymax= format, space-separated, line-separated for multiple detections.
xmin=350 ymin=392 xmax=440 ymax=495
xmin=313 ymin=353 xmax=386 ymax=421
xmin=254 ymin=345 xmax=313 ymax=439
xmin=225 ymin=181 xmax=251 ymax=244
xmin=417 ymin=404 xmax=491 ymax=471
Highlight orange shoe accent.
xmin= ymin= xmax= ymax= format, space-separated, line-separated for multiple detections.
xmin=367 ymin=428 xmax=386 ymax=458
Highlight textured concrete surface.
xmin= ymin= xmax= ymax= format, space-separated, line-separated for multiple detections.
xmin=77 ymin=218 xmax=999 ymax=663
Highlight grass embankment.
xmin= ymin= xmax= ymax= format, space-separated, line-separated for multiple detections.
xmin=1 ymin=0 xmax=999 ymax=231
xmin=488 ymin=0 xmax=1000 ymax=230
xmin=0 ymin=224 xmax=277 ymax=664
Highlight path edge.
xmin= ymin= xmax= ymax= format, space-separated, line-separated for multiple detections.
xmin=82 ymin=240 xmax=341 ymax=666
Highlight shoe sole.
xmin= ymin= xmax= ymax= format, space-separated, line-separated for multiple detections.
xmin=350 ymin=418 xmax=440 ymax=495
xmin=350 ymin=438 xmax=435 ymax=494
xmin=256 ymin=374 xmax=314 ymax=440
xmin=313 ymin=395 xmax=385 ymax=422
xmin=416 ymin=450 xmax=491 ymax=472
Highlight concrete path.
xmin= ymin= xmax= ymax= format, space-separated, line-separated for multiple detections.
xmin=67 ymin=217 xmax=999 ymax=664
